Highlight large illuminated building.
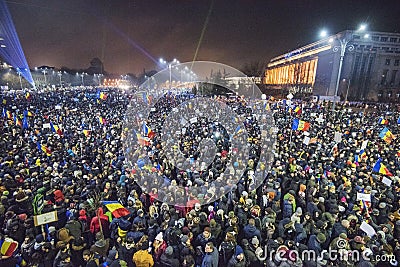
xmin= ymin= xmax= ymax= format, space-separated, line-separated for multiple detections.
xmin=263 ymin=30 xmax=400 ymax=101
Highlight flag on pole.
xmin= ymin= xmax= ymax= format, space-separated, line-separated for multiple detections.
xmin=50 ymin=122 xmax=63 ymax=136
xmin=37 ymin=142 xmax=51 ymax=156
xmin=292 ymin=118 xmax=310 ymax=131
xmin=6 ymin=110 xmax=12 ymax=119
xmin=294 ymin=106 xmax=301 ymax=114
xmin=379 ymin=127 xmax=395 ymax=144
xmin=103 ymin=201 xmax=130 ymax=218
xmin=372 ymin=158 xmax=393 ymax=176
xmin=378 ymin=118 xmax=389 ymax=125
xmin=99 ymin=92 xmax=107 ymax=100
xmin=99 ymin=116 xmax=106 ymax=125
xmin=142 ymin=122 xmax=155 ymax=138
xmin=359 ymin=149 xmax=367 ymax=159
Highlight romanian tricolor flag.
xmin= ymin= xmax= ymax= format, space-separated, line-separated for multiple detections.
xmin=136 ymin=133 xmax=150 ymax=146
xmin=13 ymin=114 xmax=22 ymax=127
xmin=292 ymin=118 xmax=310 ymax=131
xmin=37 ymin=142 xmax=51 ymax=156
xmin=372 ymin=158 xmax=393 ymax=176
xmin=359 ymin=149 xmax=367 ymax=159
xmin=294 ymin=106 xmax=301 ymax=114
xmin=50 ymin=122 xmax=63 ymax=136
xmin=6 ymin=110 xmax=12 ymax=120
xmin=142 ymin=122 xmax=155 ymax=138
xmin=103 ymin=201 xmax=130 ymax=218
xmin=235 ymin=125 xmax=244 ymax=135
xmin=378 ymin=118 xmax=389 ymax=125
xmin=99 ymin=92 xmax=107 ymax=100
xmin=0 ymin=238 xmax=18 ymax=257
xmin=25 ymin=92 xmax=31 ymax=100
xmin=99 ymin=116 xmax=106 ymax=125
xmin=83 ymin=130 xmax=90 ymax=137
xmin=397 ymin=117 xmax=400 ymax=125
xmin=142 ymin=92 xmax=151 ymax=104
xmin=354 ymin=155 xmax=359 ymax=165
xmin=379 ymin=127 xmax=395 ymax=144
xmin=27 ymin=111 xmax=34 ymax=117
xmin=397 ymin=150 xmax=400 ymax=157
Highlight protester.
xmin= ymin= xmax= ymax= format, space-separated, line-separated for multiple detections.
xmin=0 ymin=87 xmax=399 ymax=267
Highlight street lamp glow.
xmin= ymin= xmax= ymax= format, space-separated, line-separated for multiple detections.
xmin=328 ymin=38 xmax=334 ymax=43
xmin=364 ymin=33 xmax=370 ymax=39
xmin=320 ymin=30 xmax=328 ymax=38
xmin=358 ymin=24 xmax=367 ymax=31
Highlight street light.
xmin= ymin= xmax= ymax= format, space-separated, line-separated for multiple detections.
xmin=16 ymin=68 xmax=22 ymax=89
xmin=326 ymin=24 xmax=367 ymax=110
xmin=80 ymin=72 xmax=87 ymax=86
xmin=159 ymin=58 xmax=179 ymax=90
xmin=57 ymin=71 xmax=63 ymax=86
xmin=42 ymin=69 xmax=48 ymax=86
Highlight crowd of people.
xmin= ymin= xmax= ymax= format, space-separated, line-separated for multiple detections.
xmin=0 ymin=86 xmax=399 ymax=267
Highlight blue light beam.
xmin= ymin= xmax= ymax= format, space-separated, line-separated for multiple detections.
xmin=0 ymin=0 xmax=34 ymax=86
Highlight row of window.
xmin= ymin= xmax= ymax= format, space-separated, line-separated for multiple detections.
xmin=354 ymin=35 xmax=400 ymax=43
xmin=372 ymin=36 xmax=399 ymax=43
xmin=381 ymin=69 xmax=400 ymax=86
xmin=385 ymin=59 xmax=400 ymax=66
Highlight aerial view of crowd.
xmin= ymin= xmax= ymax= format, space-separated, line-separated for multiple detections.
xmin=0 ymin=86 xmax=399 ymax=267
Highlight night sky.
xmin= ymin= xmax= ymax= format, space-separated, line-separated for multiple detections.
xmin=6 ymin=0 xmax=400 ymax=75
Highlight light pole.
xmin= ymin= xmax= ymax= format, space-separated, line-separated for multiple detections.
xmin=80 ymin=72 xmax=87 ymax=86
xmin=324 ymin=24 xmax=367 ymax=110
xmin=159 ymin=58 xmax=179 ymax=90
xmin=344 ymin=78 xmax=351 ymax=102
xmin=16 ymin=68 xmax=22 ymax=89
xmin=42 ymin=69 xmax=47 ymax=86
xmin=57 ymin=71 xmax=63 ymax=86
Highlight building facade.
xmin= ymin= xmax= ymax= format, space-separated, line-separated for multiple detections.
xmin=263 ymin=30 xmax=400 ymax=101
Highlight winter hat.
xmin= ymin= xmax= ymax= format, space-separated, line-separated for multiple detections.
xmin=317 ymin=233 xmax=326 ymax=243
xmin=295 ymin=207 xmax=302 ymax=215
xmin=48 ymin=226 xmax=56 ymax=234
xmin=210 ymin=219 xmax=217 ymax=228
xmin=181 ymin=235 xmax=189 ymax=244
xmin=339 ymin=233 xmax=348 ymax=239
xmin=165 ymin=246 xmax=173 ymax=256
xmin=57 ymin=228 xmax=73 ymax=243
xmin=341 ymin=219 xmax=350 ymax=228
xmin=235 ymin=245 xmax=244 ymax=256
xmin=155 ymin=232 xmax=163 ymax=242
xmin=95 ymin=239 xmax=106 ymax=248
